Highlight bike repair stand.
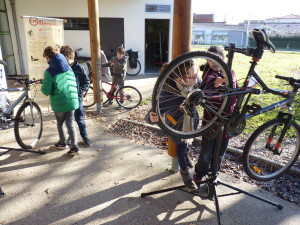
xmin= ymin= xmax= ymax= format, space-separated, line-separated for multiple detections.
xmin=0 ymin=146 xmax=46 ymax=157
xmin=0 ymin=187 xmax=5 ymax=198
xmin=0 ymin=147 xmax=45 ymax=198
xmin=141 ymin=128 xmax=283 ymax=225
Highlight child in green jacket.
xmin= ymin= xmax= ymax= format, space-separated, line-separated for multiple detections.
xmin=41 ymin=45 xmax=80 ymax=156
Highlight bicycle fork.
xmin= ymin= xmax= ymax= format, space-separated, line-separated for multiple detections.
xmin=265 ymin=109 xmax=294 ymax=155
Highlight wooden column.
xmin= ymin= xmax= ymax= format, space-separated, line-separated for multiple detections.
xmin=172 ymin=0 xmax=193 ymax=59
xmin=87 ymin=0 xmax=102 ymax=112
xmin=169 ymin=0 xmax=193 ymax=172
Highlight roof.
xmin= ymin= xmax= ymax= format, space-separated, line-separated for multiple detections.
xmin=267 ymin=14 xmax=300 ymax=20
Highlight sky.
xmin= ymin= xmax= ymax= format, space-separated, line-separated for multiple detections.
xmin=192 ymin=0 xmax=300 ymax=24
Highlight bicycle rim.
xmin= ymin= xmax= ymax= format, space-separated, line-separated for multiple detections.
xmin=243 ymin=118 xmax=300 ymax=181
xmin=14 ymin=101 xmax=43 ymax=149
xmin=126 ymin=60 xmax=141 ymax=76
xmin=116 ymin=86 xmax=142 ymax=109
xmin=83 ymin=86 xmax=95 ymax=108
xmin=152 ymin=51 xmax=233 ymax=139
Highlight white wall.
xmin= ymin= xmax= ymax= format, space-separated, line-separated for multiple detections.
xmin=5 ymin=0 xmax=173 ymax=75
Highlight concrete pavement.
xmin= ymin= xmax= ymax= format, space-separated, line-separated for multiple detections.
xmin=0 ymin=74 xmax=299 ymax=225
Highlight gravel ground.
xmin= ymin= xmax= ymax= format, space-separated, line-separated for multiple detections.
xmin=97 ymin=104 xmax=300 ymax=207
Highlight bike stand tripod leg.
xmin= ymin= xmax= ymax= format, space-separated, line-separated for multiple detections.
xmin=140 ymin=128 xmax=283 ymax=225
xmin=0 ymin=146 xmax=46 ymax=157
xmin=0 ymin=187 xmax=5 ymax=198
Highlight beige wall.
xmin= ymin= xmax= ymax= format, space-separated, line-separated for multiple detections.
xmin=5 ymin=0 xmax=173 ymax=74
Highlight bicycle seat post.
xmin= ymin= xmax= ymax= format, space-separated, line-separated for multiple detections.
xmin=226 ymin=43 xmax=236 ymax=70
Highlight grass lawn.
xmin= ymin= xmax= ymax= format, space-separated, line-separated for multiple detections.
xmin=192 ymin=45 xmax=300 ymax=134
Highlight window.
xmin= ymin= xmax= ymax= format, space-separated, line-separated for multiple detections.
xmin=60 ymin=18 xmax=89 ymax=30
xmin=145 ymin=4 xmax=171 ymax=13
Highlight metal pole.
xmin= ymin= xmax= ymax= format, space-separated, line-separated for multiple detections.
xmin=87 ymin=0 xmax=102 ymax=112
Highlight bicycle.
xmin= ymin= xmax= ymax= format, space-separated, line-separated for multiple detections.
xmin=0 ymin=60 xmax=43 ymax=149
xmin=152 ymin=28 xmax=300 ymax=181
xmin=82 ymin=79 xmax=142 ymax=110
xmin=108 ymin=48 xmax=141 ymax=76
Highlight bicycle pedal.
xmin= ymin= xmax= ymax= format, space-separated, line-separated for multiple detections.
xmin=247 ymin=103 xmax=262 ymax=114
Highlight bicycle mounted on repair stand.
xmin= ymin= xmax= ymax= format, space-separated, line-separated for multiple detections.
xmin=153 ymin=28 xmax=300 ymax=181
xmin=141 ymin=29 xmax=300 ymax=225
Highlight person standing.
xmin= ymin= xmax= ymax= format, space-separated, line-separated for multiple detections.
xmin=101 ymin=46 xmax=128 ymax=109
xmin=60 ymin=45 xmax=92 ymax=147
xmin=194 ymin=45 xmax=238 ymax=185
xmin=41 ymin=45 xmax=80 ymax=156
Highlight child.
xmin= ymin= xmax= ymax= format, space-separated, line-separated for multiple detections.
xmin=41 ymin=45 xmax=80 ymax=156
xmin=194 ymin=45 xmax=238 ymax=185
xmin=146 ymin=60 xmax=201 ymax=191
xmin=101 ymin=46 xmax=128 ymax=108
xmin=60 ymin=45 xmax=92 ymax=147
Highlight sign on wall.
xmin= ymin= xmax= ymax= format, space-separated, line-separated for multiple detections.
xmin=22 ymin=16 xmax=64 ymax=103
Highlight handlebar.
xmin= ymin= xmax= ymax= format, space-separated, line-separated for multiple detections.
xmin=275 ymin=75 xmax=300 ymax=88
xmin=6 ymin=77 xmax=42 ymax=85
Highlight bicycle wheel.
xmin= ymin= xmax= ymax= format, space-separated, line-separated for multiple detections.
xmin=126 ymin=60 xmax=141 ymax=76
xmin=83 ymin=85 xmax=95 ymax=108
xmin=14 ymin=101 xmax=43 ymax=149
xmin=152 ymin=51 xmax=233 ymax=139
xmin=243 ymin=118 xmax=300 ymax=181
xmin=116 ymin=86 xmax=142 ymax=109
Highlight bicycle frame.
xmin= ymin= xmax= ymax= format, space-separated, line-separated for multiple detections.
xmin=205 ymin=44 xmax=298 ymax=124
xmin=101 ymin=80 xmax=124 ymax=100
xmin=0 ymin=87 xmax=30 ymax=116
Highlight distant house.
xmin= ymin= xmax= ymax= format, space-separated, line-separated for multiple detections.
xmin=192 ymin=22 xmax=246 ymax=47
xmin=192 ymin=14 xmax=300 ymax=49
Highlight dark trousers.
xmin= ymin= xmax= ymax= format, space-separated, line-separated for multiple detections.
xmin=195 ymin=136 xmax=229 ymax=177
xmin=74 ymin=99 xmax=88 ymax=140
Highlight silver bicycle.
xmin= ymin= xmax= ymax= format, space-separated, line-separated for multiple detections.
xmin=0 ymin=60 xmax=43 ymax=149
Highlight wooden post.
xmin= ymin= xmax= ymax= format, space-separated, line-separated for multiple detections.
xmin=172 ymin=0 xmax=193 ymax=59
xmin=169 ymin=0 xmax=193 ymax=173
xmin=87 ymin=0 xmax=102 ymax=112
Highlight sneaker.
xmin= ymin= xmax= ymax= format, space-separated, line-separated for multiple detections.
xmin=67 ymin=147 xmax=80 ymax=156
xmin=193 ymin=173 xmax=209 ymax=196
xmin=185 ymin=153 xmax=193 ymax=168
xmin=54 ymin=142 xmax=69 ymax=150
xmin=180 ymin=169 xmax=197 ymax=191
xmin=103 ymin=99 xmax=113 ymax=107
xmin=83 ymin=138 xmax=92 ymax=147
xmin=193 ymin=173 xmax=203 ymax=185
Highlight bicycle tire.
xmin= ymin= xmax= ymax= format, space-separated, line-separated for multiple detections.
xmin=152 ymin=51 xmax=233 ymax=139
xmin=14 ymin=101 xmax=43 ymax=149
xmin=83 ymin=85 xmax=95 ymax=108
xmin=126 ymin=60 xmax=141 ymax=76
xmin=116 ymin=86 xmax=142 ymax=109
xmin=243 ymin=118 xmax=300 ymax=181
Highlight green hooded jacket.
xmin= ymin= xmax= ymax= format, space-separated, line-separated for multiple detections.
xmin=41 ymin=53 xmax=79 ymax=112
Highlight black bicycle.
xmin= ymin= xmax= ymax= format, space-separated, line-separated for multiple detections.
xmin=152 ymin=29 xmax=300 ymax=181
xmin=0 ymin=60 xmax=43 ymax=149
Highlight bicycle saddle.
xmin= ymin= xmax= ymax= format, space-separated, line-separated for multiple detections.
xmin=251 ymin=29 xmax=276 ymax=53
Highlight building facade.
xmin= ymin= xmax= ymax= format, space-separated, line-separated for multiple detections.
xmin=0 ymin=0 xmax=174 ymax=76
